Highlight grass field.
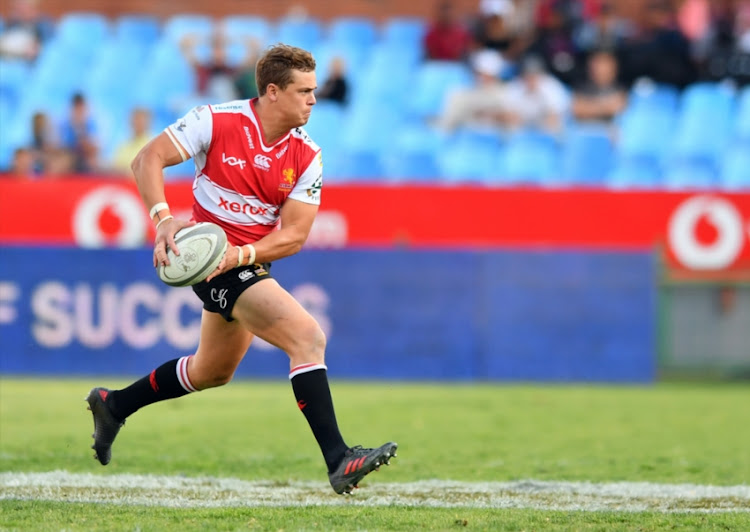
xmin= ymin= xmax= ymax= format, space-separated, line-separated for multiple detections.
xmin=1 ymin=378 xmax=749 ymax=531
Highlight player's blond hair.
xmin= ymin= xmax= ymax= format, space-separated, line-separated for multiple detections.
xmin=256 ymin=44 xmax=316 ymax=96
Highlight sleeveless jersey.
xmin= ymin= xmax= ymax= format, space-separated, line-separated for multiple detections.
xmin=164 ymin=98 xmax=323 ymax=246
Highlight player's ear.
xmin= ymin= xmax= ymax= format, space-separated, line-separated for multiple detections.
xmin=267 ymin=83 xmax=279 ymax=102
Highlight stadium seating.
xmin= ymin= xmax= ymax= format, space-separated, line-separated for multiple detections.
xmin=0 ymin=11 xmax=748 ymax=190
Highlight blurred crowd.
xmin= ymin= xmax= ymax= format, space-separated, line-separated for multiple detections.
xmin=1 ymin=0 xmax=749 ymax=180
xmin=429 ymin=0 xmax=750 ymax=134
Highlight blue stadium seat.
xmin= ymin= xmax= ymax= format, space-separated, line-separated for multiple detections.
xmin=0 ymin=58 xmax=31 ymax=107
xmin=606 ymin=157 xmax=662 ymax=188
xmin=163 ymin=14 xmax=214 ymax=43
xmin=115 ymin=14 xmax=161 ymax=45
xmin=56 ymin=12 xmax=110 ymax=51
xmin=734 ymin=85 xmax=750 ymax=142
xmin=303 ymin=101 xmax=344 ymax=155
xmin=131 ymin=40 xmax=195 ymax=116
xmin=275 ymin=17 xmax=323 ymax=50
xmin=617 ymin=107 xmax=676 ymax=164
xmin=500 ymin=131 xmax=560 ymax=185
xmin=720 ymin=145 xmax=750 ymax=189
xmin=327 ymin=17 xmax=377 ymax=51
xmin=671 ymin=82 xmax=735 ymax=162
xmin=380 ymin=123 xmax=444 ymax=181
xmin=626 ymin=80 xmax=680 ymax=113
xmin=560 ymin=125 xmax=614 ymax=185
xmin=662 ymin=158 xmax=718 ymax=189
xmin=221 ymin=15 xmax=272 ymax=45
xmin=437 ymin=142 xmax=502 ymax=183
xmin=381 ymin=17 xmax=426 ymax=49
xmin=408 ymin=61 xmax=473 ymax=119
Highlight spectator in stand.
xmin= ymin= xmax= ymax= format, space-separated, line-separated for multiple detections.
xmin=472 ymin=0 xmax=526 ymax=60
xmin=59 ymin=92 xmax=99 ymax=174
xmin=424 ymin=0 xmax=472 ymax=61
xmin=111 ymin=108 xmax=153 ymax=176
xmin=618 ymin=0 xmax=697 ymax=88
xmin=29 ymin=111 xmax=56 ymax=174
xmin=0 ymin=0 xmax=53 ymax=62
xmin=525 ymin=0 xmax=584 ymax=86
xmin=573 ymin=0 xmax=633 ymax=56
xmin=316 ymin=57 xmax=349 ymax=105
xmin=502 ymin=55 xmax=570 ymax=134
xmin=180 ymin=31 xmax=254 ymax=102
xmin=233 ymin=38 xmax=262 ymax=100
xmin=693 ymin=0 xmax=750 ymax=84
xmin=8 ymin=147 xmax=35 ymax=177
xmin=571 ymin=49 xmax=627 ymax=129
xmin=437 ymin=49 xmax=507 ymax=131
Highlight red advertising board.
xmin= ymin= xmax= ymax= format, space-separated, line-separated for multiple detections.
xmin=2 ymin=178 xmax=750 ymax=276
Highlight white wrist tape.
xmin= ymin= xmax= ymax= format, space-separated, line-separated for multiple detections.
xmin=149 ymin=202 xmax=170 ymax=219
xmin=236 ymin=245 xmax=244 ymax=267
xmin=155 ymin=215 xmax=173 ymax=230
xmin=247 ymin=244 xmax=256 ymax=266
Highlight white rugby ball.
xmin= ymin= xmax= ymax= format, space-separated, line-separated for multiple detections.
xmin=157 ymin=222 xmax=228 ymax=287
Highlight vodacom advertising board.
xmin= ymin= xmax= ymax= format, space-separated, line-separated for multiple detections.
xmin=1 ymin=179 xmax=749 ymax=276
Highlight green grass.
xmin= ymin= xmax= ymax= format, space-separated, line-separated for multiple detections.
xmin=1 ymin=378 xmax=749 ymax=530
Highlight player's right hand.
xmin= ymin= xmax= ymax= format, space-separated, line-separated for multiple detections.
xmin=153 ymin=218 xmax=196 ymax=268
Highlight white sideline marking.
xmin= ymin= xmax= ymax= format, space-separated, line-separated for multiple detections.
xmin=1 ymin=471 xmax=749 ymax=513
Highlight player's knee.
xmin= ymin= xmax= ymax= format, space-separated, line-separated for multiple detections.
xmin=290 ymin=323 xmax=326 ymax=364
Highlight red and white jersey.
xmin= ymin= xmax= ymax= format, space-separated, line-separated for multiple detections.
xmin=164 ymin=98 xmax=322 ymax=246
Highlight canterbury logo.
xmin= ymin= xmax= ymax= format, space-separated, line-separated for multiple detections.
xmin=297 ymin=400 xmax=307 ymax=410
xmin=343 ymin=457 xmax=367 ymax=475
xmin=254 ymin=154 xmax=272 ymax=170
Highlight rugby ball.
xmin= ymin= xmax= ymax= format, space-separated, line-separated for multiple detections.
xmin=157 ymin=222 xmax=228 ymax=287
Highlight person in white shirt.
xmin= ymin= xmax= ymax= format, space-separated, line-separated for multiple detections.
xmin=503 ymin=55 xmax=570 ymax=134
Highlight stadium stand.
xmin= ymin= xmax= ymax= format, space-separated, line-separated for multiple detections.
xmin=0 ymin=9 xmax=748 ymax=189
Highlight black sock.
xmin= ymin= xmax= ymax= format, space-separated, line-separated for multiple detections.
xmin=107 ymin=356 xmax=197 ymax=420
xmin=290 ymin=365 xmax=349 ymax=472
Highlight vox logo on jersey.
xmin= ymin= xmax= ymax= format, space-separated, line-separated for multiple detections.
xmin=222 ymin=153 xmax=246 ymax=169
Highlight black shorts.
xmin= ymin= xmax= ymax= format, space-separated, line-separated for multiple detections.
xmin=192 ymin=262 xmax=273 ymax=322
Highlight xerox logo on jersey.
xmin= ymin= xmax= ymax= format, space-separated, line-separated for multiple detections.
xmin=218 ymin=196 xmax=274 ymax=216
xmin=222 ymin=153 xmax=246 ymax=169
xmin=279 ymin=168 xmax=296 ymax=191
xmin=254 ymin=154 xmax=272 ymax=171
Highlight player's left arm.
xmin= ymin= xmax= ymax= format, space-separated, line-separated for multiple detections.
xmin=206 ymin=199 xmax=318 ymax=281
xmin=206 ymin=150 xmax=323 ymax=281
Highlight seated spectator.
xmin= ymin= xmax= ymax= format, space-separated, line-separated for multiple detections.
xmin=111 ymin=108 xmax=153 ymax=176
xmin=571 ymin=49 xmax=627 ymax=126
xmin=59 ymin=92 xmax=99 ymax=174
xmin=29 ymin=111 xmax=56 ymax=174
xmin=502 ymin=55 xmax=570 ymax=134
xmin=316 ymin=57 xmax=349 ymax=105
xmin=618 ymin=0 xmax=697 ymax=88
xmin=525 ymin=0 xmax=583 ymax=86
xmin=573 ymin=0 xmax=633 ymax=56
xmin=0 ymin=0 xmax=53 ymax=62
xmin=437 ymin=49 xmax=507 ymax=131
xmin=8 ymin=147 xmax=35 ymax=178
xmin=424 ymin=0 xmax=472 ymax=61
xmin=233 ymin=38 xmax=262 ymax=100
xmin=472 ymin=0 xmax=526 ymax=60
xmin=181 ymin=32 xmax=241 ymax=102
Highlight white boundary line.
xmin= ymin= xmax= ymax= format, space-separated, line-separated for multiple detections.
xmin=1 ymin=471 xmax=749 ymax=513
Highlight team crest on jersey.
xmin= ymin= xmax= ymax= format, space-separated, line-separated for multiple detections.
xmin=279 ymin=168 xmax=296 ymax=191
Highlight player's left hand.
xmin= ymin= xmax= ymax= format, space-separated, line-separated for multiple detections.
xmin=204 ymin=245 xmax=241 ymax=283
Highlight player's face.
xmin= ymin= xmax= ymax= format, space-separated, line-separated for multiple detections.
xmin=279 ymin=69 xmax=317 ymax=127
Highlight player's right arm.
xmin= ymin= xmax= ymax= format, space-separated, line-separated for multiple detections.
xmin=131 ymin=105 xmax=212 ymax=267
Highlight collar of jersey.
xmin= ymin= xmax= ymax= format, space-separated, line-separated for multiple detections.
xmin=248 ymin=97 xmax=291 ymax=153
